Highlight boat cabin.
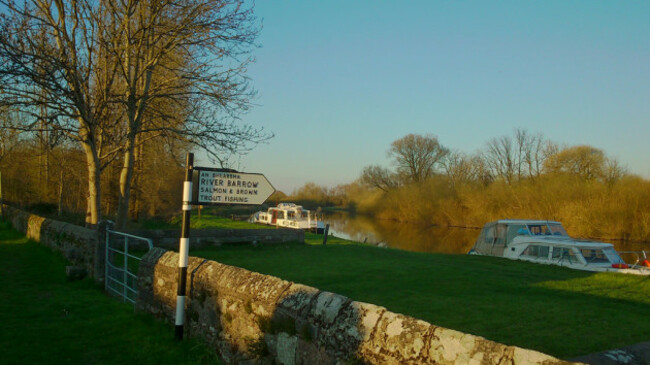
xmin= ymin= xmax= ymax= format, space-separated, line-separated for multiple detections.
xmin=472 ymin=220 xmax=568 ymax=256
xmin=250 ymin=203 xmax=325 ymax=232
xmin=469 ymin=219 xmax=639 ymax=273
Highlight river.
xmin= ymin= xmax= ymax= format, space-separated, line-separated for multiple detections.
xmin=322 ymin=211 xmax=479 ymax=254
xmin=322 ymin=211 xmax=650 ymax=255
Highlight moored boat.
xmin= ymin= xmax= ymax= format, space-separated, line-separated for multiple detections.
xmin=249 ymin=203 xmax=325 ymax=233
xmin=469 ymin=219 xmax=650 ymax=274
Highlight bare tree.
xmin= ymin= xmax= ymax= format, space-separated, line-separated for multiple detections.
xmin=483 ymin=129 xmax=552 ymax=184
xmin=483 ymin=135 xmax=515 ymax=184
xmin=603 ymin=157 xmax=626 ymax=186
xmin=443 ymin=151 xmax=477 ymax=188
xmin=0 ymin=0 xmax=270 ymax=227
xmin=389 ymin=134 xmax=449 ymax=184
xmin=103 ymin=0 xmax=270 ymax=228
xmin=360 ymin=165 xmax=399 ymax=192
xmin=0 ymin=1 xmax=123 ymax=225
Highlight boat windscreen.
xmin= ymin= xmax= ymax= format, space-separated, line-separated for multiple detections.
xmin=548 ymin=224 xmax=568 ymax=236
xmin=507 ymin=224 xmax=527 ymax=244
xmin=527 ymin=224 xmax=550 ymax=236
xmin=602 ymin=247 xmax=625 ymax=264
xmin=527 ymin=223 xmax=568 ymax=236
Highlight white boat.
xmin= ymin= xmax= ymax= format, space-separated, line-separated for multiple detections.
xmin=249 ymin=203 xmax=325 ymax=233
xmin=469 ymin=219 xmax=650 ymax=275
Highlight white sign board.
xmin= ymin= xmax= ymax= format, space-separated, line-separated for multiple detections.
xmin=194 ymin=168 xmax=275 ymax=205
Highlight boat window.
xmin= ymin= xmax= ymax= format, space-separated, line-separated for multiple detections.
xmin=552 ymin=246 xmax=561 ymax=259
xmin=301 ymin=211 xmax=309 ymax=218
xmin=527 ymin=224 xmax=551 ymax=236
xmin=287 ymin=211 xmax=296 ymax=219
xmin=494 ymin=224 xmax=507 ymax=246
xmin=507 ymin=224 xmax=527 ymax=244
xmin=580 ymin=249 xmax=610 ymax=264
xmin=521 ymin=245 xmax=550 ymax=260
xmin=277 ymin=211 xmax=285 ymax=219
xmin=553 ymin=247 xmax=581 ymax=264
xmin=548 ymin=224 xmax=568 ymax=236
xmin=483 ymin=226 xmax=495 ymax=244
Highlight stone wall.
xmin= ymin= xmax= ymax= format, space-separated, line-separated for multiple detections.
xmin=1 ymin=205 xmax=576 ymax=364
xmin=124 ymin=227 xmax=304 ymax=250
xmin=137 ymin=248 xmax=574 ymax=365
xmin=1 ymin=205 xmax=105 ymax=281
xmin=1 ymin=205 xmax=304 ymax=282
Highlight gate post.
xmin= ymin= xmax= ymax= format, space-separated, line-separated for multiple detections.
xmin=94 ymin=220 xmax=114 ymax=284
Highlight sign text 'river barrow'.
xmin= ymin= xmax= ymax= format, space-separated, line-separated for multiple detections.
xmin=196 ymin=170 xmax=275 ymax=205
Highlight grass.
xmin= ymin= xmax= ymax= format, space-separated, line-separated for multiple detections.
xmin=151 ymin=213 xmax=650 ymax=358
xmin=0 ymin=220 xmax=221 ymax=365
xmin=8 ymin=207 xmax=648 ymax=360
xmin=139 ymin=210 xmax=274 ymax=230
xmin=191 ymin=233 xmax=650 ymax=359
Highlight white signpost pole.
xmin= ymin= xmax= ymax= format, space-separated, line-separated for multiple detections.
xmin=175 ymin=153 xmax=193 ymax=340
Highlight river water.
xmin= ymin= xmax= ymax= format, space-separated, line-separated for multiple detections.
xmin=322 ymin=211 xmax=650 ymax=255
xmin=322 ymin=211 xmax=479 ymax=254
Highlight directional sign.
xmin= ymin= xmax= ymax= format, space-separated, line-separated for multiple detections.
xmin=192 ymin=167 xmax=275 ymax=205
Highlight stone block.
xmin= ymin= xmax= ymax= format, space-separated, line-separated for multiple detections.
xmin=309 ymin=291 xmax=349 ymax=326
xmin=65 ymin=247 xmax=82 ymax=261
xmin=65 ymin=265 xmax=87 ymax=281
xmin=362 ymin=311 xmax=431 ymax=364
xmin=275 ymin=333 xmax=298 ymax=365
xmin=316 ymin=300 xmax=385 ymax=360
xmin=276 ymin=283 xmax=320 ymax=318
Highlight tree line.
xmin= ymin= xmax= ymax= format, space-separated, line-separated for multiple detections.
xmin=283 ymin=131 xmax=650 ymax=242
xmin=0 ymin=0 xmax=270 ymax=228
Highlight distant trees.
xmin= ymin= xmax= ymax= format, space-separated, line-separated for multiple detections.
xmin=360 ymin=165 xmax=399 ymax=192
xmin=360 ymin=133 xmax=449 ymax=190
xmin=271 ymin=128 xmax=648 ymax=241
xmin=545 ymin=145 xmax=602 ymax=180
xmin=442 ymin=151 xmax=479 ymax=188
xmin=291 ymin=182 xmax=330 ymax=205
xmin=389 ymin=134 xmax=449 ymax=183
xmin=347 ymin=128 xmax=650 ymax=241
xmin=482 ymin=129 xmax=553 ymax=184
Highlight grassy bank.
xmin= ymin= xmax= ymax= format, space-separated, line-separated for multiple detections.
xmin=0 ymin=220 xmax=220 ymax=364
xmin=191 ymin=231 xmax=650 ymax=359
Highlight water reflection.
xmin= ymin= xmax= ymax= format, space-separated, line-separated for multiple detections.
xmin=323 ymin=211 xmax=479 ymax=254
xmin=323 ymin=211 xmax=650 ymax=256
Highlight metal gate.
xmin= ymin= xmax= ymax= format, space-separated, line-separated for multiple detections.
xmin=105 ymin=230 xmax=153 ymax=304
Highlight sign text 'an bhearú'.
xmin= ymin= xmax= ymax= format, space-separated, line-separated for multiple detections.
xmin=196 ymin=169 xmax=275 ymax=205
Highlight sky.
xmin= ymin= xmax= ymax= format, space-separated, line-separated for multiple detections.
xmin=201 ymin=1 xmax=650 ymax=194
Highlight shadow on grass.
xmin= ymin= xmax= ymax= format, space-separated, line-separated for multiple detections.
xmin=0 ymin=221 xmax=221 ymax=364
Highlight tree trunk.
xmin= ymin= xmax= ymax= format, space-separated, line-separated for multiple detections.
xmin=81 ymin=141 xmax=101 ymax=227
xmin=0 ymin=170 xmax=4 ymax=219
xmin=130 ymin=140 xmax=144 ymax=222
xmin=57 ymin=170 xmax=63 ymax=216
xmin=116 ymin=137 xmax=135 ymax=229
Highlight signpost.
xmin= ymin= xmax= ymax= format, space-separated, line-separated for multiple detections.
xmin=193 ymin=167 xmax=275 ymax=206
xmin=174 ymin=153 xmax=274 ymax=340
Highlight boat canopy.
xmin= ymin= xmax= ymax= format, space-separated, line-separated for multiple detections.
xmin=472 ymin=220 xmax=569 ymax=255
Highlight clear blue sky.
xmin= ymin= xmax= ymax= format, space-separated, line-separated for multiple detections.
xmin=221 ymin=1 xmax=650 ymax=194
